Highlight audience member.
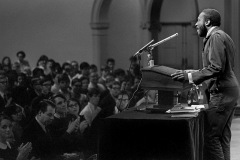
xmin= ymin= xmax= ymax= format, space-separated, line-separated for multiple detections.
xmin=31 ymin=75 xmax=53 ymax=117
xmin=52 ymin=62 xmax=63 ymax=77
xmin=80 ymin=88 xmax=101 ymax=127
xmin=32 ymin=67 xmax=44 ymax=78
xmin=58 ymin=73 xmax=71 ymax=100
xmin=129 ymin=55 xmax=138 ymax=68
xmin=66 ymin=98 xmax=89 ymax=134
xmin=44 ymin=59 xmax=55 ymax=77
xmin=4 ymin=104 xmax=24 ymax=143
xmin=120 ymin=76 xmax=134 ymax=97
xmin=49 ymin=94 xmax=85 ymax=153
xmin=12 ymin=62 xmax=21 ymax=74
xmin=97 ymin=81 xmax=120 ymax=119
xmin=22 ymin=100 xmax=55 ymax=158
xmin=22 ymin=99 xmax=76 ymax=159
xmin=36 ymin=55 xmax=48 ymax=71
xmin=104 ymin=73 xmax=115 ymax=90
xmin=62 ymin=62 xmax=72 ymax=78
xmin=113 ymin=68 xmax=126 ymax=84
xmin=98 ymin=65 xmax=110 ymax=87
xmin=1 ymin=56 xmax=12 ymax=72
xmin=79 ymin=62 xmax=90 ymax=78
xmin=11 ymin=73 xmax=30 ymax=109
xmin=71 ymin=78 xmax=88 ymax=111
xmin=89 ymin=64 xmax=98 ymax=74
xmin=88 ymin=72 xmax=106 ymax=93
xmin=71 ymin=60 xmax=80 ymax=77
xmin=115 ymin=90 xmax=130 ymax=113
xmin=79 ymin=76 xmax=89 ymax=95
xmin=51 ymin=73 xmax=61 ymax=94
xmin=106 ymin=58 xmax=115 ymax=73
xmin=16 ymin=51 xmax=30 ymax=73
xmin=0 ymin=114 xmax=35 ymax=160
xmin=27 ymin=77 xmax=42 ymax=107
xmin=0 ymin=71 xmax=12 ymax=113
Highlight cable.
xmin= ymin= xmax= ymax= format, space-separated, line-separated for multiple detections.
xmin=119 ymin=55 xmax=142 ymax=111
xmin=124 ymin=76 xmax=143 ymax=110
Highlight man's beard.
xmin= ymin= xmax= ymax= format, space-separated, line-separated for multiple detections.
xmin=198 ymin=25 xmax=208 ymax=37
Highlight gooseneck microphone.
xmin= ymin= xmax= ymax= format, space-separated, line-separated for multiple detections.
xmin=149 ymin=33 xmax=178 ymax=48
xmin=134 ymin=39 xmax=154 ymax=56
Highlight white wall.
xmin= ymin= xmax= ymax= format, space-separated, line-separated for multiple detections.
xmin=107 ymin=0 xmax=142 ymax=70
xmin=0 ymin=0 xmax=94 ymax=68
xmin=0 ymin=0 xmax=232 ymax=72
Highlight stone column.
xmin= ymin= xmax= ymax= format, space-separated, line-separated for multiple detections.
xmin=90 ymin=22 xmax=109 ymax=69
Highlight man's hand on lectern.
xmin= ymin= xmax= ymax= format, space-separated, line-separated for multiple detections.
xmin=171 ymin=70 xmax=189 ymax=82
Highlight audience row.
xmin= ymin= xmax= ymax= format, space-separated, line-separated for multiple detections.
xmin=0 ymin=51 xmax=148 ymax=160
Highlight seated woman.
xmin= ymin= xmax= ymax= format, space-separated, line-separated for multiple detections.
xmin=0 ymin=114 xmax=34 ymax=160
xmin=4 ymin=104 xmax=24 ymax=143
xmin=66 ymin=98 xmax=88 ymax=134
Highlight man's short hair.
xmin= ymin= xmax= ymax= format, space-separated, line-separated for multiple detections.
xmin=113 ymin=68 xmax=125 ymax=77
xmin=106 ymin=58 xmax=115 ymax=64
xmin=58 ymin=73 xmax=70 ymax=83
xmin=202 ymin=8 xmax=221 ymax=27
xmin=40 ymin=75 xmax=53 ymax=85
xmin=80 ymin=62 xmax=90 ymax=70
xmin=90 ymin=64 xmax=98 ymax=72
xmin=32 ymin=68 xmax=44 ymax=78
xmin=16 ymin=51 xmax=26 ymax=58
xmin=35 ymin=99 xmax=56 ymax=115
xmin=31 ymin=77 xmax=41 ymax=86
xmin=4 ymin=103 xmax=22 ymax=118
xmin=50 ymin=93 xmax=67 ymax=103
xmin=101 ymin=65 xmax=111 ymax=72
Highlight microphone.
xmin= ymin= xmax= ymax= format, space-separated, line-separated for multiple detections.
xmin=149 ymin=33 xmax=178 ymax=48
xmin=134 ymin=39 xmax=154 ymax=56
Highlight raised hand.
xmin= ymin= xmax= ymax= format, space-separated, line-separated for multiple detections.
xmin=16 ymin=142 xmax=32 ymax=160
xmin=67 ymin=117 xmax=80 ymax=134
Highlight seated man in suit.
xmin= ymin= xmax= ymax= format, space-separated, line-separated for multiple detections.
xmin=22 ymin=99 xmax=75 ymax=159
xmin=30 ymin=75 xmax=54 ymax=117
xmin=49 ymin=93 xmax=85 ymax=153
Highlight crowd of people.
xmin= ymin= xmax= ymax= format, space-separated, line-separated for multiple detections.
xmin=0 ymin=51 xmax=149 ymax=160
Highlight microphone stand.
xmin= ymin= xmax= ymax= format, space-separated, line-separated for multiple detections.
xmin=145 ymin=33 xmax=179 ymax=67
xmin=144 ymin=43 xmax=156 ymax=67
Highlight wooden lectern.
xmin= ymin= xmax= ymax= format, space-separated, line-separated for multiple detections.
xmin=141 ymin=65 xmax=191 ymax=107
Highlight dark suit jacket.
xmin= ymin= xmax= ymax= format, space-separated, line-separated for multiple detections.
xmin=48 ymin=116 xmax=85 ymax=152
xmin=22 ymin=118 xmax=54 ymax=159
xmin=0 ymin=94 xmax=6 ymax=113
xmin=98 ymin=91 xmax=116 ymax=119
xmin=192 ymin=27 xmax=239 ymax=107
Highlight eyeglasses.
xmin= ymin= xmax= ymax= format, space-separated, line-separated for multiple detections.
xmin=118 ymin=98 xmax=129 ymax=101
xmin=68 ymin=103 xmax=79 ymax=108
